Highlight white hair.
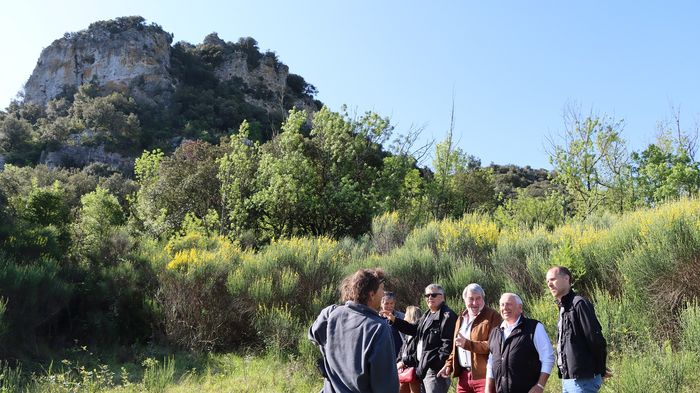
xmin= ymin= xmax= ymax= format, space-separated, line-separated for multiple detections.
xmin=500 ymin=292 xmax=523 ymax=305
xmin=462 ymin=283 xmax=485 ymax=300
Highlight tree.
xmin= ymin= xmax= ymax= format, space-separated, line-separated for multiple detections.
xmin=133 ymin=142 xmax=224 ymax=238
xmin=430 ymin=134 xmax=497 ymax=218
xmin=494 ymin=188 xmax=565 ymax=230
xmin=253 ymin=109 xmax=320 ymax=239
xmin=218 ymin=120 xmax=260 ymax=239
xmin=4 ymin=181 xmax=71 ymax=261
xmin=70 ymin=90 xmax=141 ymax=151
xmin=73 ymin=186 xmax=126 ymax=263
xmin=308 ymin=107 xmax=390 ymax=237
xmin=548 ymin=107 xmax=633 ymax=216
xmin=631 ymin=108 xmax=700 ymax=204
xmin=0 ymin=116 xmax=33 ymax=152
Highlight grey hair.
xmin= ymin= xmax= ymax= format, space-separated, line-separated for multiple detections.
xmin=425 ymin=283 xmax=445 ymax=295
xmin=462 ymin=283 xmax=485 ymax=300
xmin=501 ymin=292 xmax=523 ymax=305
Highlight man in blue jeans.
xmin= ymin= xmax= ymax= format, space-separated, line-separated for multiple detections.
xmin=546 ymin=266 xmax=610 ymax=393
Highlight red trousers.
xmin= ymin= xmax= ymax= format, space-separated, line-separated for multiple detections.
xmin=456 ymin=370 xmax=486 ymax=393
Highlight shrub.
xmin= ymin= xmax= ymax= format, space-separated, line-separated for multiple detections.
xmin=524 ymin=294 xmax=558 ymax=338
xmin=617 ymin=202 xmax=700 ymax=340
xmin=603 ymin=346 xmax=700 ymax=393
xmin=492 ymin=228 xmax=552 ymax=298
xmin=371 ymin=212 xmax=412 ymax=255
xmin=372 ymin=246 xmax=446 ymax=307
xmin=228 ymin=237 xmax=347 ymax=320
xmin=442 ymin=260 xmax=504 ymax=309
xmin=494 ymin=189 xmax=565 ymax=231
xmin=254 ymin=305 xmax=304 ymax=355
xmin=403 ymin=221 xmax=440 ymax=256
xmin=71 ymin=255 xmax=157 ymax=346
xmin=0 ymin=255 xmax=72 ymax=355
xmin=680 ymin=301 xmax=700 ymax=354
xmin=159 ymin=227 xmax=249 ymax=352
xmin=590 ymin=288 xmax=650 ymax=353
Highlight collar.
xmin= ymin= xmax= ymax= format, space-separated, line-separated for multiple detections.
xmin=557 ymin=290 xmax=576 ymax=308
xmin=461 ymin=307 xmax=483 ymax=321
xmin=345 ymin=301 xmax=380 ymax=316
xmin=501 ymin=315 xmax=522 ymax=329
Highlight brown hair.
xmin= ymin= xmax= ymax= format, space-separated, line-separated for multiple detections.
xmin=340 ymin=268 xmax=386 ymax=305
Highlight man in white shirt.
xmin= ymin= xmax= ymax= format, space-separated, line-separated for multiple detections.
xmin=485 ymin=293 xmax=554 ymax=393
xmin=438 ymin=283 xmax=502 ymax=393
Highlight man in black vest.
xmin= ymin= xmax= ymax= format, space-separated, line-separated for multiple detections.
xmin=485 ymin=293 xmax=554 ymax=393
xmin=546 ymin=266 xmax=609 ymax=393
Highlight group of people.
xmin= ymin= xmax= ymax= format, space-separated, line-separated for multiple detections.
xmin=308 ymin=266 xmax=608 ymax=393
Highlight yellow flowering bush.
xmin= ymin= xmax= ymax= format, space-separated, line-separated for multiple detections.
xmin=436 ymin=214 xmax=499 ymax=262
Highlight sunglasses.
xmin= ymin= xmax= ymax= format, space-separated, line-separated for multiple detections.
xmin=424 ymin=293 xmax=442 ymax=298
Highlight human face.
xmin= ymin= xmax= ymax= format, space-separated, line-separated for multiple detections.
xmin=546 ymin=268 xmax=571 ymax=300
xmin=425 ymin=289 xmax=444 ymax=312
xmin=499 ymin=294 xmax=522 ymax=324
xmin=369 ymin=283 xmax=385 ymax=311
xmin=381 ymin=298 xmax=396 ymax=313
xmin=464 ymin=291 xmax=485 ymax=317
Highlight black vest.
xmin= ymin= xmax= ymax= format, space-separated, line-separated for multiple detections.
xmin=488 ymin=317 xmax=541 ymax=393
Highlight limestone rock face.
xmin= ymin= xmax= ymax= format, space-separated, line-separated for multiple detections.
xmin=24 ymin=17 xmax=174 ymax=106
xmin=202 ymin=34 xmax=318 ymax=116
xmin=40 ymin=145 xmax=134 ymax=173
xmin=21 ymin=18 xmax=321 ymax=171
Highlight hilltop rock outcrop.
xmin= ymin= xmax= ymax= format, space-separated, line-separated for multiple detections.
xmin=15 ymin=16 xmax=321 ymax=172
xmin=24 ymin=17 xmax=175 ymax=108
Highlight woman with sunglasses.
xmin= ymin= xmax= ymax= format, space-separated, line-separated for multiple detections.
xmin=382 ymin=284 xmax=458 ymax=393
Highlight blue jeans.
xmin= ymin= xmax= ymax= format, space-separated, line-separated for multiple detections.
xmin=561 ymin=374 xmax=603 ymax=393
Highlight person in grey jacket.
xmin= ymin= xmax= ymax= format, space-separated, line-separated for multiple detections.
xmin=309 ymin=268 xmax=399 ymax=393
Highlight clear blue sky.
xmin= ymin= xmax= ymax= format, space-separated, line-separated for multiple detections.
xmin=2 ymin=1 xmax=699 ymax=168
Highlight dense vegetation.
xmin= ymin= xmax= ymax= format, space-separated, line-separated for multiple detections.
xmin=1 ymin=102 xmax=700 ymax=391
xmin=1 ymin=17 xmax=700 ymax=391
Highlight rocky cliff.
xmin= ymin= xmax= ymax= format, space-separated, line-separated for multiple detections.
xmin=15 ymin=16 xmax=320 ymax=172
xmin=24 ymin=17 xmax=175 ymax=108
xmin=23 ymin=16 xmax=318 ymax=117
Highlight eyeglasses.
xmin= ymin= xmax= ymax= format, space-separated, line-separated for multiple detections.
xmin=424 ymin=293 xmax=442 ymax=298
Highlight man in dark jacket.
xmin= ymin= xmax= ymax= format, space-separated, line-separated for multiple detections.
xmin=546 ymin=266 xmax=608 ymax=393
xmin=382 ymin=283 xmax=458 ymax=393
xmin=309 ymin=268 xmax=399 ymax=393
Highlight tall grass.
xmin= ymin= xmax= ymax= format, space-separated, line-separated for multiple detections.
xmin=0 ymin=361 xmax=22 ymax=393
xmin=142 ymin=357 xmax=175 ymax=393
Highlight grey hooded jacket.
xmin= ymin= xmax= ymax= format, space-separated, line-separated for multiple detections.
xmin=308 ymin=302 xmax=400 ymax=393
